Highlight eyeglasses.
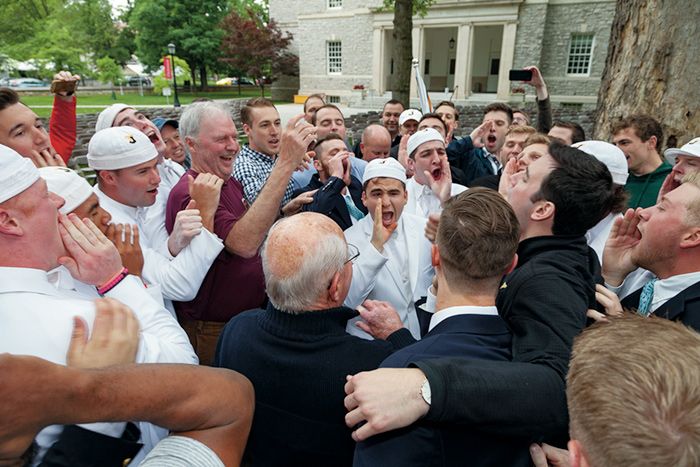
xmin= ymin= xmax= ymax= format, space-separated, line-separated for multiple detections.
xmin=328 ymin=244 xmax=360 ymax=289
xmin=345 ymin=243 xmax=360 ymax=265
xmin=513 ymin=117 xmax=528 ymax=124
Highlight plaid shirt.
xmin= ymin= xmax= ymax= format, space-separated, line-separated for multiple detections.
xmin=233 ymin=144 xmax=295 ymax=206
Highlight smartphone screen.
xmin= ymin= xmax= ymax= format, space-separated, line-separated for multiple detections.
xmin=509 ymin=70 xmax=533 ymax=82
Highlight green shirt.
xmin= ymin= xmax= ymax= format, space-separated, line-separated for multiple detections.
xmin=625 ymin=160 xmax=673 ymax=209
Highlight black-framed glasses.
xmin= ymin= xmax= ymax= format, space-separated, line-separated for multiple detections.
xmin=328 ymin=244 xmax=360 ymax=289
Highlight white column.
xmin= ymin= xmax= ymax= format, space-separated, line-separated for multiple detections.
xmin=453 ymin=24 xmax=472 ymax=100
xmin=496 ymin=22 xmax=518 ymax=100
xmin=372 ymin=27 xmax=384 ymax=94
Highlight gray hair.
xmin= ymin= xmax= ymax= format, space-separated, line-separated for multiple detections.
xmin=261 ymin=219 xmax=347 ymax=313
xmin=179 ymin=101 xmax=234 ymax=140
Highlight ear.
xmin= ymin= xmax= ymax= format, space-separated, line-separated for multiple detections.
xmin=99 ymin=170 xmax=119 ymax=188
xmin=360 ymin=142 xmax=365 ymax=154
xmin=531 ymin=199 xmax=555 ymax=222
xmin=361 ymin=191 xmax=368 ymax=208
xmin=243 ymin=123 xmax=252 ymax=136
xmin=568 ymin=440 xmax=590 ymax=467
xmin=407 ymin=156 xmax=415 ymax=171
xmin=431 ymin=244 xmax=440 ymax=267
xmin=0 ymin=208 xmax=24 ymax=237
xmin=646 ymin=135 xmax=658 ymax=151
xmin=328 ymin=271 xmax=342 ymax=302
xmin=504 ymin=254 xmax=518 ymax=275
xmin=313 ymin=159 xmax=322 ymax=173
xmin=680 ymin=227 xmax=700 ymax=249
xmin=184 ymin=135 xmax=197 ymax=154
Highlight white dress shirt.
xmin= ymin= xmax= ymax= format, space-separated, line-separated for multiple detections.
xmin=404 ymin=177 xmax=467 ymax=219
xmin=0 ymin=266 xmax=197 ymax=464
xmin=586 ymin=212 xmax=620 ymax=265
xmin=429 ymin=305 xmax=499 ymax=332
xmin=95 ymin=186 xmax=224 ymax=313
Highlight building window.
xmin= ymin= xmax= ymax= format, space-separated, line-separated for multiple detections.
xmin=328 ymin=96 xmax=340 ymax=104
xmin=567 ymin=34 xmax=594 ymax=75
xmin=327 ymin=41 xmax=342 ymax=74
xmin=328 ymin=0 xmax=342 ymax=8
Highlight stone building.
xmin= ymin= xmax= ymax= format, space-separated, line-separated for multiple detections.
xmin=270 ymin=0 xmax=615 ymax=109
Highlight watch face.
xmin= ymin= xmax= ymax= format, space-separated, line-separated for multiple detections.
xmin=421 ymin=379 xmax=432 ymax=405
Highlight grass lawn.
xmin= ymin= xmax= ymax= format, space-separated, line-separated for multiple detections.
xmin=23 ymin=89 xmax=289 ymax=117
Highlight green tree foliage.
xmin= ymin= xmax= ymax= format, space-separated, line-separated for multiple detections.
xmin=96 ymin=56 xmax=123 ymax=85
xmin=131 ymin=0 xmax=229 ymax=91
xmin=219 ymin=6 xmax=298 ymax=97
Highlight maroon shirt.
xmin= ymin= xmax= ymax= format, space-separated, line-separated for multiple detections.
xmin=166 ymin=169 xmax=265 ymax=322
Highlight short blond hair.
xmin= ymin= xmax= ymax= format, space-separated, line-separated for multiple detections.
xmin=568 ymin=315 xmax=700 ymax=467
xmin=681 ymin=171 xmax=700 ymax=227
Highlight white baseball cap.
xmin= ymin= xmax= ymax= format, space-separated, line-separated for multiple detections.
xmin=572 ymin=140 xmax=628 ymax=185
xmin=406 ymin=128 xmax=445 ymax=158
xmin=362 ymin=157 xmax=407 ymax=186
xmin=399 ymin=109 xmax=422 ymax=127
xmin=95 ymin=103 xmax=134 ymax=132
xmin=664 ymin=137 xmax=700 ymax=165
xmin=87 ymin=127 xmax=158 ymax=170
xmin=0 ymin=145 xmax=40 ymax=203
xmin=38 ymin=167 xmax=93 ymax=214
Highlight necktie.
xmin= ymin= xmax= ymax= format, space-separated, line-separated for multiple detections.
xmin=344 ymin=196 xmax=365 ymax=221
xmin=637 ymin=279 xmax=658 ymax=316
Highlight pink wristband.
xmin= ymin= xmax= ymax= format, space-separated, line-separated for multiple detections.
xmin=97 ymin=268 xmax=129 ymax=295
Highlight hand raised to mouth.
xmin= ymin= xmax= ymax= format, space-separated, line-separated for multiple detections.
xmin=370 ymin=199 xmax=398 ymax=253
xmin=425 ymin=154 xmax=452 ymax=202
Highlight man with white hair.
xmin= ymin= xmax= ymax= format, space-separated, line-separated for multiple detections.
xmin=96 ymin=103 xmax=187 ymax=255
xmin=344 ymin=157 xmax=434 ymax=341
xmin=0 ymin=145 xmax=196 ymax=464
xmin=404 ymin=128 xmax=466 ymax=218
xmin=212 ymin=212 xmax=394 ymax=466
xmin=88 ymin=127 xmax=224 ymax=316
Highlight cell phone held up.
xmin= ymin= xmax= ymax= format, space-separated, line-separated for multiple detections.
xmin=50 ymin=80 xmax=77 ymax=95
xmin=509 ymin=69 xmax=533 ymax=82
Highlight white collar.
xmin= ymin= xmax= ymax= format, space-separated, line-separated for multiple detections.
xmin=429 ymin=305 xmax=499 ymax=331
xmin=652 ymin=271 xmax=700 ymax=310
xmin=94 ymin=185 xmax=148 ymax=223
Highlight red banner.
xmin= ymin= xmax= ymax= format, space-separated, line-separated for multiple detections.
xmin=164 ymin=56 xmax=172 ymax=80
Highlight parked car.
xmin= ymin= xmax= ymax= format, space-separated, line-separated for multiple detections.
xmin=128 ymin=76 xmax=151 ymax=86
xmin=6 ymin=78 xmax=49 ymax=87
xmin=216 ymin=77 xmax=255 ymax=86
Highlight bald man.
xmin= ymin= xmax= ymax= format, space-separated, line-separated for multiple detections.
xmin=360 ymin=125 xmax=392 ymax=162
xmin=213 ymin=212 xmax=394 ymax=467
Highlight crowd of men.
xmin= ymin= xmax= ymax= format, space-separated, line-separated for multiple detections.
xmin=1 ymin=64 xmax=700 ymax=467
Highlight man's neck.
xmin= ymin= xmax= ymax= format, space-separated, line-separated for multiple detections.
xmin=632 ymin=154 xmax=662 ymax=176
xmin=435 ymin=288 xmax=496 ymax=313
xmin=249 ymin=144 xmax=276 ymax=160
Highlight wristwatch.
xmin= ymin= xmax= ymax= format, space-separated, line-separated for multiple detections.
xmin=420 ymin=378 xmax=431 ymax=406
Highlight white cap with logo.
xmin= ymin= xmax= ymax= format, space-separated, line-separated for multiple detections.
xmin=664 ymin=137 xmax=700 ymax=165
xmin=0 ymin=145 xmax=40 ymax=204
xmin=362 ymin=157 xmax=407 ymax=186
xmin=38 ymin=167 xmax=93 ymax=214
xmin=87 ymin=127 xmax=158 ymax=171
xmin=399 ymin=109 xmax=422 ymax=127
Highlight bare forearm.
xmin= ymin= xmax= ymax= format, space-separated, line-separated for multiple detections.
xmin=225 ymin=162 xmax=295 ymax=257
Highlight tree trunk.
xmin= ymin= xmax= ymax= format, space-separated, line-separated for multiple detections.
xmin=189 ymin=66 xmax=197 ymax=95
xmin=593 ymin=0 xmax=700 ymax=148
xmin=199 ymin=65 xmax=208 ymax=90
xmin=391 ymin=0 xmax=413 ymax=108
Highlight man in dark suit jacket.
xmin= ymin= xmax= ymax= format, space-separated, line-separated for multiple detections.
xmin=295 ymin=133 xmax=368 ymax=231
xmin=353 ymin=188 xmax=533 ymax=466
xmin=345 ymin=143 xmax=615 ymax=446
xmin=602 ymin=169 xmax=700 ymax=332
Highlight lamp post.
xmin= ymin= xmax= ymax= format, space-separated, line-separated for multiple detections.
xmin=167 ymin=43 xmax=180 ymax=107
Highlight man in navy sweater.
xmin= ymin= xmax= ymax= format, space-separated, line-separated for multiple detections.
xmin=212 ymin=212 xmax=393 ymax=466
